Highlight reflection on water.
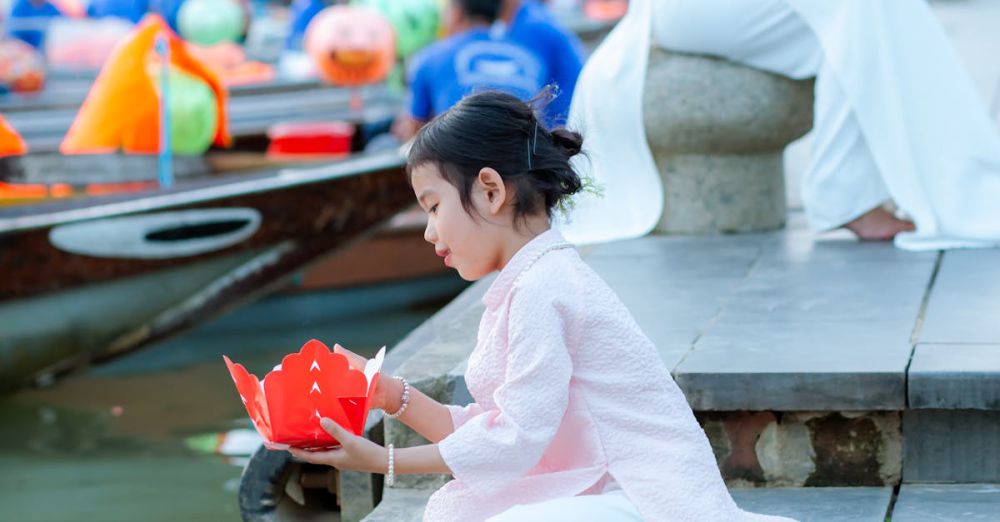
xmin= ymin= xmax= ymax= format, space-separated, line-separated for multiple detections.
xmin=0 ymin=275 xmax=464 ymax=522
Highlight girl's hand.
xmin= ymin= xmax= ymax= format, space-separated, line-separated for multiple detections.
xmin=333 ymin=343 xmax=402 ymax=413
xmin=287 ymin=418 xmax=388 ymax=474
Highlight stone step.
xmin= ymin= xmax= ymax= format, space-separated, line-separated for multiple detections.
xmin=361 ymin=486 xmax=895 ymax=521
xmin=892 ymin=484 xmax=1000 ymax=521
xmin=731 ymin=487 xmax=892 ymax=522
xmin=585 ymin=223 xmax=938 ymax=412
xmin=385 ymin=216 xmax=999 ymax=416
xmin=369 ymin=215 xmax=1000 ymax=489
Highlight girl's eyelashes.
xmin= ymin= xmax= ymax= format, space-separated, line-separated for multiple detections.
xmin=430 ymin=204 xmax=439 ymax=214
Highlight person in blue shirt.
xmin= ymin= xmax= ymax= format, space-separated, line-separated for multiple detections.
xmin=501 ymin=0 xmax=584 ymax=126
xmin=285 ymin=0 xmax=326 ymax=51
xmin=392 ymin=0 xmax=548 ymax=141
xmin=7 ymin=0 xmax=63 ymax=49
xmin=86 ymin=0 xmax=150 ymax=23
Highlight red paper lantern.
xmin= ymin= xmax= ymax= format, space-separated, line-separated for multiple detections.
xmin=224 ymin=339 xmax=385 ymax=450
xmin=304 ymin=5 xmax=396 ymax=87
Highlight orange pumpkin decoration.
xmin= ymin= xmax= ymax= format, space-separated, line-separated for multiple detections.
xmin=304 ymin=6 xmax=395 ymax=87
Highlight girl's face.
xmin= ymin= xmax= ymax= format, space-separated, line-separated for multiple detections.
xmin=410 ymin=163 xmax=505 ymax=281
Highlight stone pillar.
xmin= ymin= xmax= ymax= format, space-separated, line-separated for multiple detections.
xmin=643 ymin=49 xmax=814 ymax=234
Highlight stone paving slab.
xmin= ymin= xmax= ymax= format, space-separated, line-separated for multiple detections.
xmin=674 ymin=236 xmax=937 ymax=411
xmin=909 ymin=344 xmax=1000 ymax=409
xmin=585 ymin=235 xmax=763 ymax=369
xmin=893 ymin=484 xmax=1000 ymax=521
xmin=731 ymin=487 xmax=892 ymax=522
xmin=919 ymin=250 xmax=1000 ymax=345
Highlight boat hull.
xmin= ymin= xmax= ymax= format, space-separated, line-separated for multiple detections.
xmin=0 ymin=151 xmax=411 ymax=391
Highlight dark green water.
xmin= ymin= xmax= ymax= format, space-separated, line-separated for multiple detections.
xmin=0 ymin=276 xmax=464 ymax=522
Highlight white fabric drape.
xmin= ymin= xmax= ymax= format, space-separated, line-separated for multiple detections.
xmin=561 ymin=0 xmax=1000 ymax=250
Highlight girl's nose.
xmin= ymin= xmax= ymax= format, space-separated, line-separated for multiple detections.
xmin=423 ymin=219 xmax=437 ymax=244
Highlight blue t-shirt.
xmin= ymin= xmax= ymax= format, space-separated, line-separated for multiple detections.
xmin=407 ymin=27 xmax=548 ymax=121
xmin=285 ymin=0 xmax=324 ymax=50
xmin=506 ymin=0 xmax=585 ymax=125
xmin=8 ymin=0 xmax=63 ymax=49
xmin=87 ymin=0 xmax=149 ymax=23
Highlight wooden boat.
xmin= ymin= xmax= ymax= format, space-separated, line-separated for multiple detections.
xmin=0 ymin=80 xmax=401 ymax=153
xmin=0 ymin=149 xmax=412 ymax=392
xmin=0 ymin=1 xmax=620 ymax=394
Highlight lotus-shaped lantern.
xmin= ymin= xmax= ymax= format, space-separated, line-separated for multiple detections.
xmin=223 ymin=339 xmax=385 ymax=450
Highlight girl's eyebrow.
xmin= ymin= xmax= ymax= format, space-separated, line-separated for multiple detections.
xmin=417 ymin=190 xmax=436 ymax=206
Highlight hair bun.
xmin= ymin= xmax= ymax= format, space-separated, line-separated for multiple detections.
xmin=550 ymin=128 xmax=583 ymax=158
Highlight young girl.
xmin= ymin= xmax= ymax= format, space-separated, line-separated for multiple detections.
xmin=288 ymin=92 xmax=793 ymax=522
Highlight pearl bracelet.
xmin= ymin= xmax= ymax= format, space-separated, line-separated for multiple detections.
xmin=386 ymin=443 xmax=395 ymax=487
xmin=383 ymin=376 xmax=410 ymax=419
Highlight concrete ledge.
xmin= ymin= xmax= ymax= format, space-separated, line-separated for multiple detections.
xmin=919 ymin=250 xmax=1000 ymax=345
xmin=678 ymin=369 xmax=906 ymax=412
xmin=362 ymin=486 xmax=894 ymax=521
xmin=893 ymin=484 xmax=1000 ymax=521
xmin=379 ymin=221 xmax=952 ymax=413
xmin=909 ymin=344 xmax=1000 ymax=409
xmin=731 ymin=487 xmax=892 ymax=522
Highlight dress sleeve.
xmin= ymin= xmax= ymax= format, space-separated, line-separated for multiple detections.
xmin=445 ymin=402 xmax=485 ymax=431
xmin=437 ymin=286 xmax=572 ymax=493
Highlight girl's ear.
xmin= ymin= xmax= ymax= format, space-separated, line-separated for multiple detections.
xmin=476 ymin=167 xmax=507 ymax=217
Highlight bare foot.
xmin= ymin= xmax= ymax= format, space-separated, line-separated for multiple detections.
xmin=845 ymin=207 xmax=915 ymax=240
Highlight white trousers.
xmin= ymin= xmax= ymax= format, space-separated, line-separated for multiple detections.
xmin=485 ymin=490 xmax=644 ymax=522
xmin=565 ymin=0 xmax=1000 ymax=250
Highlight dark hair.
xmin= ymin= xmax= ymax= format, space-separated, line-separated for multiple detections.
xmin=407 ymin=90 xmax=585 ymax=223
xmin=456 ymin=0 xmax=502 ymax=24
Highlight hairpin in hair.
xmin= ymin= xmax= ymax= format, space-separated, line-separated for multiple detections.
xmin=527 ymin=121 xmax=539 ymax=170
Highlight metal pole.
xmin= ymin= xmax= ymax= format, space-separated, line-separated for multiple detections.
xmin=156 ymin=33 xmax=174 ymax=189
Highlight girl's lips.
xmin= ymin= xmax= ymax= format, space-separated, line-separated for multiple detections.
xmin=436 ymin=249 xmax=452 ymax=267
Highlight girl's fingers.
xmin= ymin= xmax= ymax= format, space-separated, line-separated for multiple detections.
xmin=320 ymin=417 xmax=352 ymax=445
xmin=333 ymin=343 xmax=367 ymax=370
xmin=289 ymin=447 xmax=327 ymax=465
xmin=289 ymin=446 xmax=344 ymax=467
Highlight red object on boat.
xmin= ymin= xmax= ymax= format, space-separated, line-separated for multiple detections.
xmin=223 ymin=340 xmax=386 ymax=450
xmin=266 ymin=121 xmax=355 ymax=158
xmin=584 ymin=0 xmax=628 ymax=22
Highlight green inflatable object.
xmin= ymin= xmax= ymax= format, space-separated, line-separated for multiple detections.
xmin=166 ymin=67 xmax=218 ymax=155
xmin=178 ymin=0 xmax=245 ymax=46
xmin=354 ymin=0 xmax=440 ymax=59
